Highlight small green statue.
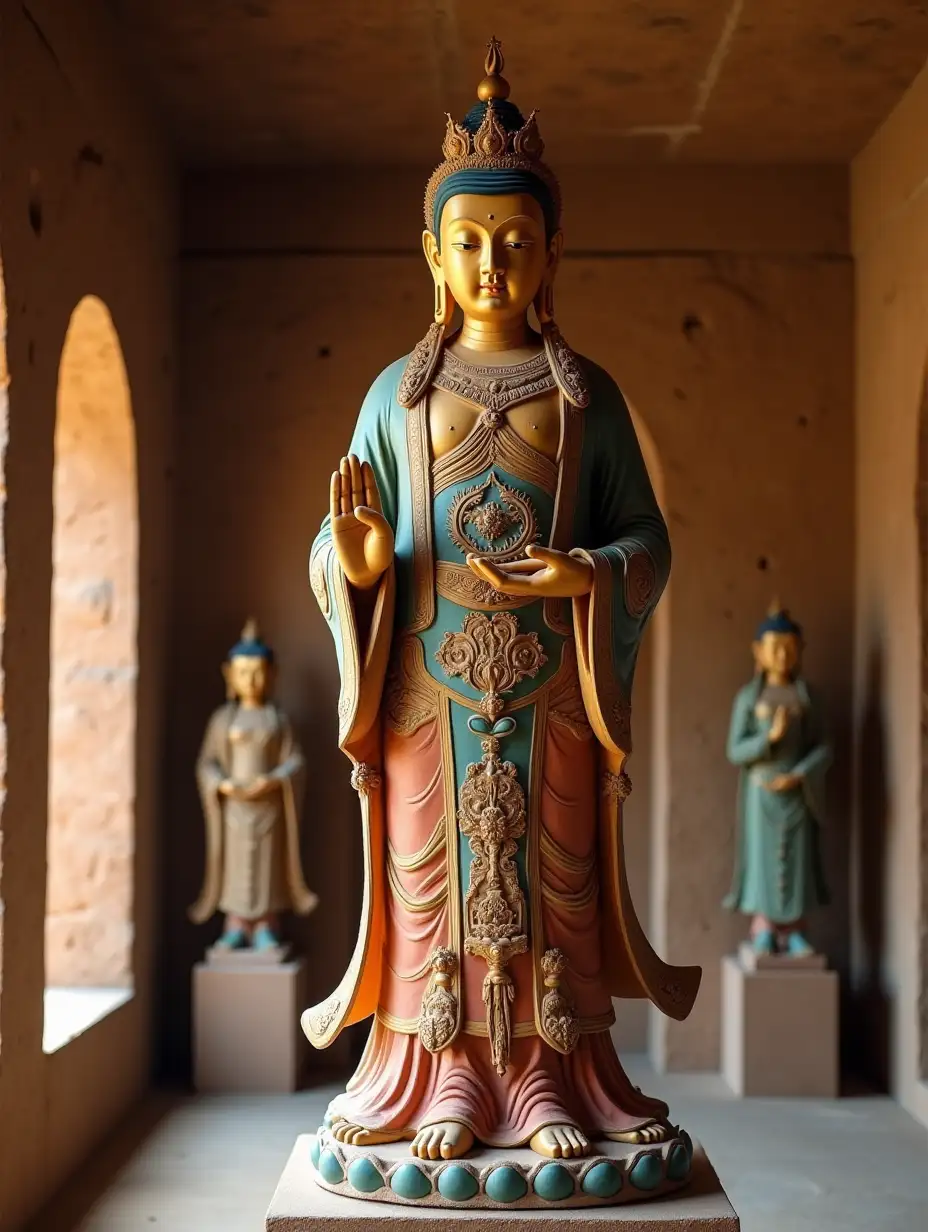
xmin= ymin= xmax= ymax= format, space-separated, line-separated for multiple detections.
xmin=723 ymin=604 xmax=831 ymax=957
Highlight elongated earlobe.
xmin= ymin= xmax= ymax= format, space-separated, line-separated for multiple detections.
xmin=222 ymin=663 xmax=236 ymax=701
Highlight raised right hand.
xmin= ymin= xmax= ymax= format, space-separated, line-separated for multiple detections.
xmin=768 ymin=705 xmax=789 ymax=744
xmin=331 ymin=454 xmax=394 ymax=590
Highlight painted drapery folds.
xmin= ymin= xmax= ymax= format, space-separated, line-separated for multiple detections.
xmin=304 ymin=351 xmax=701 ymax=1146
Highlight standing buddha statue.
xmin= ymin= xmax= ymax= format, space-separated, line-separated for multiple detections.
xmin=724 ymin=604 xmax=831 ymax=956
xmin=189 ymin=619 xmax=318 ymax=951
xmin=305 ymin=40 xmax=700 ymax=1184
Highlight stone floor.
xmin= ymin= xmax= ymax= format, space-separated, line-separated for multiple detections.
xmin=30 ymin=1057 xmax=928 ymax=1232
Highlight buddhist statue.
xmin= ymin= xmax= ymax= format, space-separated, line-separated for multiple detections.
xmin=724 ymin=605 xmax=831 ymax=956
xmin=189 ymin=620 xmax=318 ymax=951
xmin=303 ymin=40 xmax=700 ymax=1207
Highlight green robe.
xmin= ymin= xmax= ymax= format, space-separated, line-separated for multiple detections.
xmin=723 ymin=675 xmax=831 ymax=924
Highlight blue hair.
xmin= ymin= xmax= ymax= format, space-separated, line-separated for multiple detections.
xmin=228 ymin=635 xmax=274 ymax=663
xmin=755 ymin=610 xmax=802 ymax=640
xmin=432 ymin=168 xmax=557 ymax=247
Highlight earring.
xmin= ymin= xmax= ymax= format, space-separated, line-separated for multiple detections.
xmin=434 ymin=276 xmax=455 ymax=329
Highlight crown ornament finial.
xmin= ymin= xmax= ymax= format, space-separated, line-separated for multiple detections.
xmin=477 ymin=36 xmax=510 ymax=101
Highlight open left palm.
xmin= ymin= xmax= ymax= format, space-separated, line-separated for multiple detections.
xmin=466 ymin=545 xmax=593 ymax=599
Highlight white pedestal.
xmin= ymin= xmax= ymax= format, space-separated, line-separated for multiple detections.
xmin=193 ymin=955 xmax=308 ymax=1093
xmin=266 ymin=1137 xmax=740 ymax=1230
xmin=721 ymin=952 xmax=839 ymax=1097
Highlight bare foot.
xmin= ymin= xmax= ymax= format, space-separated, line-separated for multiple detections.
xmin=330 ymin=1119 xmax=407 ymax=1147
xmin=605 ymin=1120 xmax=672 ymax=1145
xmin=530 ymin=1124 xmax=590 ymax=1158
xmin=410 ymin=1121 xmax=475 ymax=1160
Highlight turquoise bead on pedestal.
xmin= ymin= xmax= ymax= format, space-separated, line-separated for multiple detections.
xmin=318 ymin=1150 xmax=344 ymax=1185
xmin=581 ymin=1161 xmax=623 ymax=1198
xmin=347 ymin=1156 xmax=383 ymax=1194
xmin=533 ymin=1163 xmax=574 ymax=1201
xmin=630 ymin=1153 xmax=663 ymax=1191
xmin=437 ymin=1164 xmax=479 ymax=1202
xmin=667 ymin=1142 xmax=692 ymax=1181
xmin=390 ymin=1163 xmax=432 ymax=1200
xmin=309 ymin=1135 xmax=321 ymax=1169
xmin=485 ymin=1165 xmax=528 ymax=1203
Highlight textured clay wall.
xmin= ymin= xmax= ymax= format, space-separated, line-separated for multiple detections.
xmin=168 ymin=164 xmax=853 ymax=1079
xmin=852 ymin=63 xmax=928 ymax=1127
xmin=0 ymin=2 xmax=176 ymax=1225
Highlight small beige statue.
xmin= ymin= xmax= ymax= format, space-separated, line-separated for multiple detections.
xmin=188 ymin=619 xmax=318 ymax=950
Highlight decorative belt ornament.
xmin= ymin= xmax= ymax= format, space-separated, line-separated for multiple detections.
xmin=436 ymin=610 xmax=546 ymax=723
xmin=435 ymin=610 xmax=547 ymax=1073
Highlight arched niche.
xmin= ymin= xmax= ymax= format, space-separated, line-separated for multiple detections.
xmin=44 ymin=295 xmax=138 ymax=1051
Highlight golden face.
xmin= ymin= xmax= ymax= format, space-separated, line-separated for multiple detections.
xmin=424 ymin=192 xmax=559 ymax=323
xmin=225 ymin=655 xmax=269 ymax=704
xmin=753 ymin=633 xmax=801 ymax=679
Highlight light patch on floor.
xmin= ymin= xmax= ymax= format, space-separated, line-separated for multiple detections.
xmin=43 ymin=988 xmax=134 ymax=1053
xmin=30 ymin=1058 xmax=928 ymax=1231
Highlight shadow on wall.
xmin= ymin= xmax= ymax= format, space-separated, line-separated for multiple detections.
xmin=850 ymin=642 xmax=890 ymax=1090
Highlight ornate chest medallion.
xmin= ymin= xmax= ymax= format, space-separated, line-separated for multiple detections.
xmin=447 ymin=470 xmax=541 ymax=562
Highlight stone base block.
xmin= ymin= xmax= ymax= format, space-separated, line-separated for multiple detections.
xmin=193 ymin=957 xmax=308 ymax=1093
xmin=722 ymin=953 xmax=839 ymax=1097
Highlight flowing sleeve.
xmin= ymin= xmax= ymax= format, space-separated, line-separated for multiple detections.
xmin=308 ymin=364 xmax=400 ymax=756
xmin=188 ymin=706 xmax=231 ymax=926
xmin=726 ymin=686 xmax=770 ymax=766
xmin=570 ymin=371 xmax=670 ymax=756
xmin=794 ymin=682 xmax=831 ymax=824
xmin=303 ymin=363 xmax=402 ymax=1049
xmin=570 ymin=370 xmax=700 ymax=1021
xmin=271 ymin=710 xmax=318 ymax=916
xmin=722 ymin=684 xmax=759 ymax=911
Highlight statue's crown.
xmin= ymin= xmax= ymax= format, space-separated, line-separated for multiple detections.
xmin=424 ymin=38 xmax=560 ymax=231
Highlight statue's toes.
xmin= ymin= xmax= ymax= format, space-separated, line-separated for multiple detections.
xmin=428 ymin=1127 xmax=446 ymax=1160
xmin=439 ymin=1123 xmax=474 ymax=1159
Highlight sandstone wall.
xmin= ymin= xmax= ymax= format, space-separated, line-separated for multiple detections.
xmin=0 ymin=1 xmax=176 ymax=1224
